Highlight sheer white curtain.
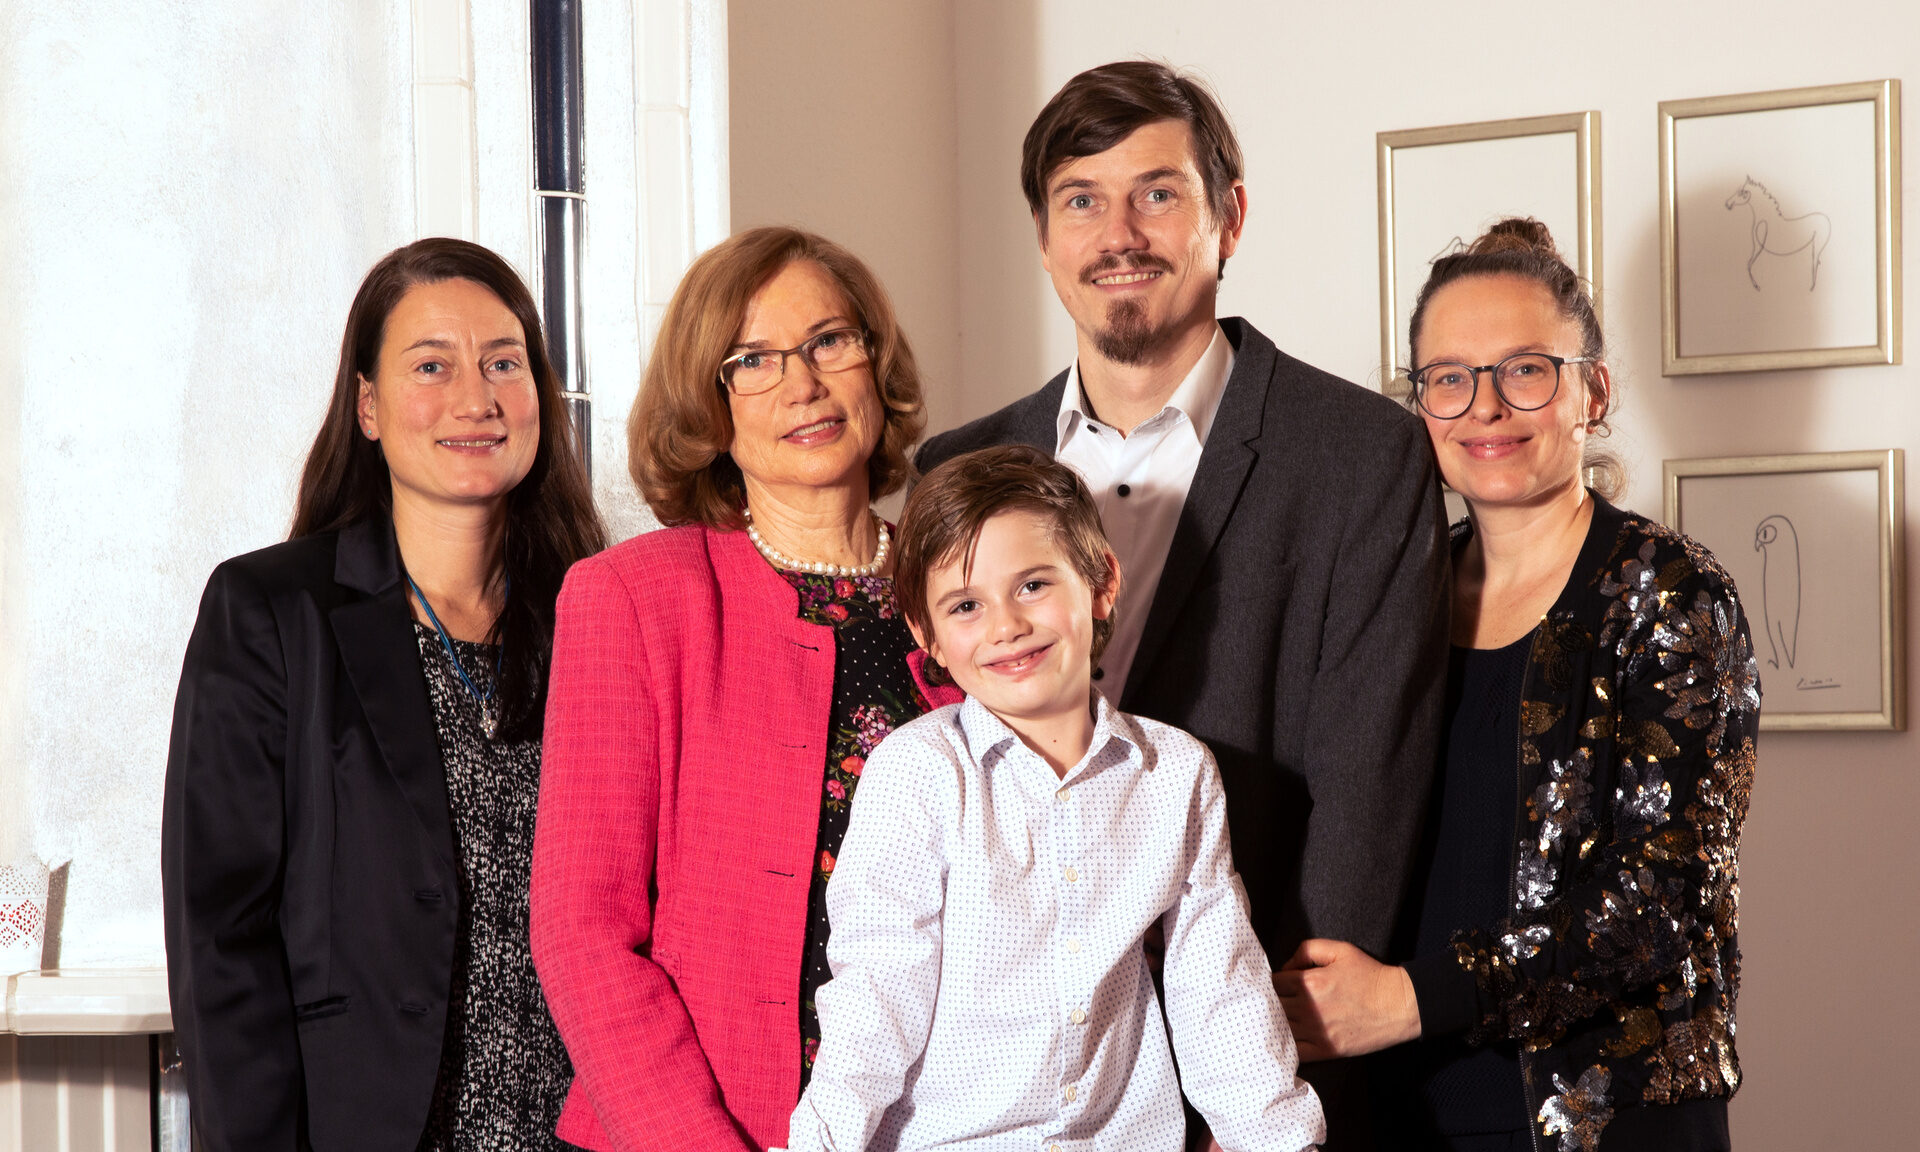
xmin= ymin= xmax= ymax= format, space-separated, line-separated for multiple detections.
xmin=0 ymin=0 xmax=727 ymax=976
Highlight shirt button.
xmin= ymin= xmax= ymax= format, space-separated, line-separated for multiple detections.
xmin=1117 ymin=483 xmax=1131 ymax=497
xmin=1056 ymin=786 xmax=1070 ymax=803
xmin=1067 ymin=938 xmax=1081 ymax=953
xmin=1063 ymin=866 xmax=1078 ymax=883
xmin=1092 ymin=667 xmax=1105 ymax=681
xmin=1070 ymin=1007 xmax=1086 ymax=1025
xmin=1065 ymin=1084 xmax=1078 ymax=1102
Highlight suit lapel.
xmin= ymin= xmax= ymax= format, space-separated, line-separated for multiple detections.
xmin=1120 ymin=320 xmax=1272 ymax=709
xmin=330 ymin=516 xmax=455 ymax=868
xmin=1019 ymin=370 xmax=1069 ymax=451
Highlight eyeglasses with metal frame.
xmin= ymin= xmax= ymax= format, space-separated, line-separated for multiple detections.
xmin=717 ymin=327 xmax=872 ymax=395
xmin=1406 ymin=352 xmax=1596 ymax=420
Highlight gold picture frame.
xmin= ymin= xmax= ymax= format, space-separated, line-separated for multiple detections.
xmin=1659 ymin=80 xmax=1901 ymax=375
xmin=1376 ymin=111 xmax=1601 ymax=394
xmin=1664 ymin=449 xmax=1906 ymax=731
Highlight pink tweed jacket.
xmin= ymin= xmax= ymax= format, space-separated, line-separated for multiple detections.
xmin=531 ymin=523 xmax=955 ymax=1152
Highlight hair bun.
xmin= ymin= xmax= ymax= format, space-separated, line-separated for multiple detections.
xmin=1464 ymin=217 xmax=1559 ymax=259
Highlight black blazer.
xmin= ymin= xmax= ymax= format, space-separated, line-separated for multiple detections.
xmin=920 ymin=319 xmax=1449 ymax=960
xmin=162 ymin=516 xmax=460 ymax=1152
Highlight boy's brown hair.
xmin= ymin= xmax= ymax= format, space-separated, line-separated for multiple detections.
xmin=895 ymin=445 xmax=1118 ymax=666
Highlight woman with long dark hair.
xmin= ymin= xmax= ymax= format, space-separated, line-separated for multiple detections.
xmin=163 ymin=238 xmax=606 ymax=1151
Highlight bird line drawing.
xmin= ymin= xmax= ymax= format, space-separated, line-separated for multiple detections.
xmin=1724 ymin=177 xmax=1831 ymax=292
xmin=1753 ymin=514 xmax=1800 ymax=671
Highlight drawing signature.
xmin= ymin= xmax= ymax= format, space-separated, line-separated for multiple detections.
xmin=1796 ymin=677 xmax=1842 ymax=691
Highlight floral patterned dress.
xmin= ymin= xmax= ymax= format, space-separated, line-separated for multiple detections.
xmin=411 ymin=624 xmax=573 ymax=1151
xmin=782 ymin=571 xmax=933 ymax=1089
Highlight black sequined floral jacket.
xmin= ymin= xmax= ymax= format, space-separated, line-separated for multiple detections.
xmin=1412 ymin=497 xmax=1760 ymax=1152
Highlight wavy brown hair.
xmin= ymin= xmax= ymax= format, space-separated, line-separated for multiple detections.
xmin=895 ymin=445 xmax=1118 ymax=668
xmin=1408 ymin=217 xmax=1621 ymax=499
xmin=292 ymin=238 xmax=607 ymax=740
xmin=629 ymin=227 xmax=926 ymax=528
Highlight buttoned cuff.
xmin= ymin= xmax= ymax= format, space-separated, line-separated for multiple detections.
xmin=1404 ymin=949 xmax=1480 ymax=1039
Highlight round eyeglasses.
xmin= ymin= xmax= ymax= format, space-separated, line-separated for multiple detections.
xmin=1406 ymin=352 xmax=1595 ymax=420
xmin=717 ymin=327 xmax=871 ymax=395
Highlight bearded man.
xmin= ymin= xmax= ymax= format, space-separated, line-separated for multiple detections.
xmin=917 ymin=61 xmax=1449 ymax=1152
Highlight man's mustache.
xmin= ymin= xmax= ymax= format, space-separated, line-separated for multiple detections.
xmin=1080 ymin=254 xmax=1172 ymax=284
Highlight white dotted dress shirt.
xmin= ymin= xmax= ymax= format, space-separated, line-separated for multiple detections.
xmin=1054 ymin=324 xmax=1234 ymax=696
xmin=781 ymin=693 xmax=1322 ymax=1152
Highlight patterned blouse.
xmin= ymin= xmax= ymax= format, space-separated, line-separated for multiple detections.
xmin=412 ymin=623 xmax=574 ymax=1151
xmin=1404 ymin=498 xmax=1760 ymax=1152
xmin=780 ymin=571 xmax=934 ymax=1089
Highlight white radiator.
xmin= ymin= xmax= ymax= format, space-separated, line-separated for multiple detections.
xmin=0 ymin=1034 xmax=152 ymax=1152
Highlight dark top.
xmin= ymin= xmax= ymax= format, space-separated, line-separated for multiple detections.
xmin=1400 ymin=501 xmax=1755 ymax=1152
xmin=781 ymin=571 xmax=932 ymax=1088
xmin=1383 ymin=637 xmax=1535 ymax=1141
xmin=412 ymin=624 xmax=573 ymax=1150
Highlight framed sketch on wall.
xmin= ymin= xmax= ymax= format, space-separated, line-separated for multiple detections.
xmin=1665 ymin=450 xmax=1907 ymax=731
xmin=1377 ymin=111 xmax=1600 ymax=393
xmin=1659 ymin=80 xmax=1901 ymax=375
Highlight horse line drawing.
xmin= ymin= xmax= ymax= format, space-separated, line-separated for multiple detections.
xmin=1724 ymin=177 xmax=1831 ymax=291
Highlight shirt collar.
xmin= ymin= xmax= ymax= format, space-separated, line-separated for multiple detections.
xmin=1053 ymin=321 xmax=1235 ymax=451
xmin=955 ymin=691 xmax=1141 ymax=777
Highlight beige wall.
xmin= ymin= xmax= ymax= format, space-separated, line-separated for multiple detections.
xmin=732 ymin=2 xmax=1919 ymax=1147
xmin=728 ymin=0 xmax=964 ymax=438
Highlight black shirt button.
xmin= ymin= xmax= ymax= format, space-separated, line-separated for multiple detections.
xmin=1117 ymin=484 xmax=1131 ymax=497
xmin=1093 ymin=668 xmax=1105 ymax=681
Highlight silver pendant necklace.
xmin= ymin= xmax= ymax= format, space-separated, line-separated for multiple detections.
xmin=407 ymin=573 xmax=505 ymax=740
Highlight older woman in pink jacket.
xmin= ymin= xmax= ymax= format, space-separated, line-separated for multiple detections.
xmin=531 ymin=228 xmax=956 ymax=1152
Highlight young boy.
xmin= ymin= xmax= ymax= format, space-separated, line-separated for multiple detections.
xmin=782 ymin=445 xmax=1323 ymax=1152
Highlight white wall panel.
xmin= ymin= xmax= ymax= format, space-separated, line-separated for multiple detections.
xmin=413 ymin=0 xmax=478 ymax=240
xmin=469 ymin=0 xmax=536 ymax=279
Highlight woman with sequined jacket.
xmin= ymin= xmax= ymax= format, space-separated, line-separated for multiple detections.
xmin=1273 ymin=219 xmax=1758 ymax=1152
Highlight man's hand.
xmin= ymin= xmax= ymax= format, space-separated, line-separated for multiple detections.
xmin=1271 ymin=939 xmax=1420 ymax=1062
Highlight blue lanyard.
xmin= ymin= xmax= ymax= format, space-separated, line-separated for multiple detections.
xmin=406 ymin=573 xmax=507 ymax=734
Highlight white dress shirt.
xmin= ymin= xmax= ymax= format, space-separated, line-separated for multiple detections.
xmin=1055 ymin=324 xmax=1234 ymax=696
xmin=783 ymin=694 xmax=1322 ymax=1152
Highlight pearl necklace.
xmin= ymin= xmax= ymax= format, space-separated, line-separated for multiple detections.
xmin=744 ymin=508 xmax=890 ymax=577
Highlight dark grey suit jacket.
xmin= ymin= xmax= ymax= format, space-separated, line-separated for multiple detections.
xmin=918 ymin=318 xmax=1448 ymax=962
